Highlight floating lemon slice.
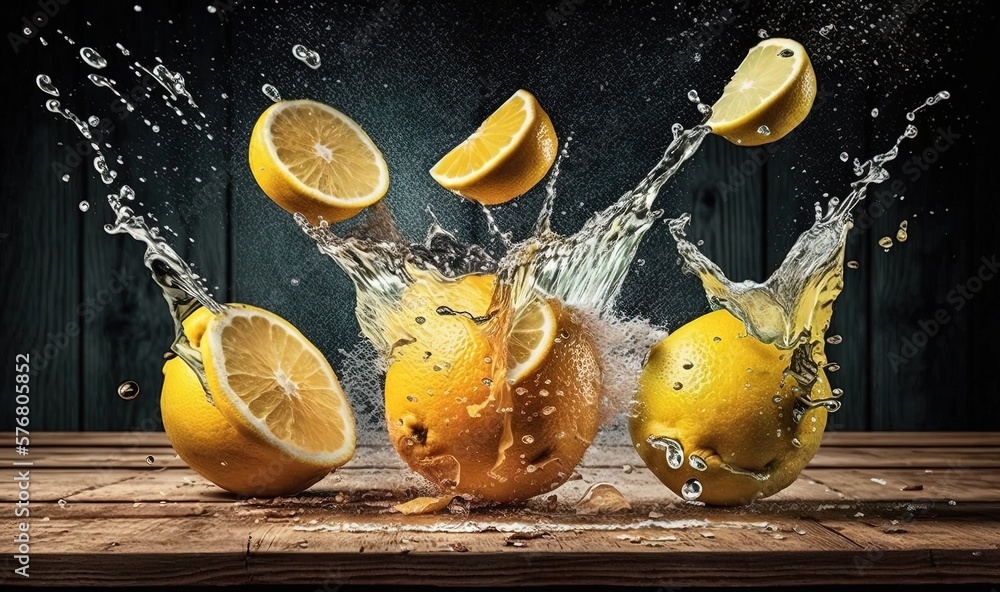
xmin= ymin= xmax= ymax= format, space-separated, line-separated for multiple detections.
xmin=249 ymin=99 xmax=389 ymax=224
xmin=430 ymin=89 xmax=558 ymax=205
xmin=202 ymin=304 xmax=356 ymax=468
xmin=507 ymin=296 xmax=558 ymax=384
xmin=708 ymin=38 xmax=816 ymax=146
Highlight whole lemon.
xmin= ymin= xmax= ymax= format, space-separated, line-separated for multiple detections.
xmin=383 ymin=273 xmax=603 ymax=503
xmin=628 ymin=309 xmax=834 ymax=506
xmin=160 ymin=307 xmax=335 ymax=497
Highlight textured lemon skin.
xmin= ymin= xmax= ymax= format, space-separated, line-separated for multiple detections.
xmin=629 ymin=310 xmax=832 ymax=506
xmin=384 ymin=275 xmax=602 ymax=503
xmin=160 ymin=307 xmax=335 ymax=498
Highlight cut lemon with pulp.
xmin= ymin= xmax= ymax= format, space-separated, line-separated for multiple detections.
xmin=430 ymin=89 xmax=558 ymax=205
xmin=202 ymin=304 xmax=356 ymax=469
xmin=507 ymin=296 xmax=557 ymax=384
xmin=708 ymin=38 xmax=816 ymax=146
xmin=249 ymin=99 xmax=389 ymax=224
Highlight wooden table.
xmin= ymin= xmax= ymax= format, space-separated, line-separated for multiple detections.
xmin=1 ymin=432 xmax=998 ymax=587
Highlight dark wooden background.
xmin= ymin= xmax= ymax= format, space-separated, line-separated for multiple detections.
xmin=1 ymin=0 xmax=997 ymax=434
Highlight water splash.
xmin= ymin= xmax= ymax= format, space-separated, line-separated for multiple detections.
xmin=668 ymin=93 xmax=948 ymax=352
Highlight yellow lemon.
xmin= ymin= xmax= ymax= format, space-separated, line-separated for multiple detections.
xmin=708 ymin=38 xmax=816 ymax=146
xmin=430 ymin=89 xmax=558 ymax=205
xmin=384 ymin=274 xmax=602 ymax=503
xmin=628 ymin=310 xmax=833 ymax=506
xmin=161 ymin=305 xmax=355 ymax=497
xmin=249 ymin=99 xmax=389 ymax=224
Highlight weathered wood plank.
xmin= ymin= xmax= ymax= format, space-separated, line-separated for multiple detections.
xmin=802 ymin=468 xmax=1000 ymax=502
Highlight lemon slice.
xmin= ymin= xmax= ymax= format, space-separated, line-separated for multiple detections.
xmin=202 ymin=304 xmax=355 ymax=467
xmin=707 ymin=38 xmax=816 ymax=146
xmin=506 ymin=297 xmax=558 ymax=384
xmin=249 ymin=99 xmax=389 ymax=224
xmin=430 ymin=89 xmax=558 ymax=205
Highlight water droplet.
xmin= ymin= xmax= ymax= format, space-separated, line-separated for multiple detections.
xmin=483 ymin=356 xmax=492 ymax=364
xmin=713 ymin=336 xmax=721 ymax=342
xmin=290 ymin=278 xmax=300 ymax=286
xmin=871 ymin=108 xmax=879 ymax=118
xmin=757 ymin=125 xmax=771 ymax=136
xmin=671 ymin=123 xmax=684 ymax=139
xmin=61 ymin=174 xmax=70 ymax=182
xmin=896 ymin=228 xmax=908 ymax=242
xmin=415 ymin=316 xmax=425 ymax=324
xmin=117 ymin=380 xmax=140 ymax=400
xmin=542 ymin=406 xmax=556 ymax=416
xmin=826 ymin=334 xmax=843 ymax=345
xmin=292 ymin=44 xmax=321 ymax=69
xmin=87 ymin=115 xmax=100 ymax=127
xmin=791 ymin=437 xmax=802 ymax=448
xmin=145 ymin=455 xmax=155 ymax=465
xmin=831 ymin=388 xmax=844 ymax=398
xmin=682 ymin=361 xmax=693 ymax=370
xmin=672 ymin=382 xmax=683 ymax=390
xmin=80 ymin=47 xmax=107 ymax=69
xmin=772 ymin=395 xmax=782 ymax=404
xmin=482 ymin=377 xmax=493 ymax=386
xmin=78 ymin=201 xmax=90 ymax=212
xmin=134 ymin=5 xmax=142 ymax=11
xmin=697 ymin=103 xmax=711 ymax=114
xmin=57 ymin=499 xmax=68 ymax=508
xmin=681 ymin=478 xmax=703 ymax=500
xmin=515 ymin=387 xmax=528 ymax=395
xmin=648 ymin=436 xmax=684 ymax=470
xmin=878 ymin=236 xmax=893 ymax=249
xmin=688 ymin=455 xmax=707 ymax=471
xmin=906 ymin=111 xmax=916 ymax=121
xmin=819 ymin=24 xmax=835 ymax=38
xmin=825 ymin=363 xmax=841 ymax=373
xmin=207 ymin=5 xmax=217 ymax=13
xmin=778 ymin=48 xmax=794 ymax=58
xmin=262 ymin=83 xmax=281 ymax=102
xmin=539 ymin=389 xmax=549 ymax=397
xmin=525 ymin=464 xmax=538 ymax=473
xmin=840 ymin=152 xmax=849 ymax=162
xmin=757 ymin=29 xmax=767 ymax=38
xmin=847 ymin=260 xmax=860 ymax=269
xmin=36 ymin=74 xmax=59 ymax=96
xmin=687 ymin=89 xmax=699 ymax=102
xmin=522 ymin=435 xmax=534 ymax=444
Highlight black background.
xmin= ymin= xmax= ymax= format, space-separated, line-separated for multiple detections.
xmin=1 ymin=0 xmax=998 ymax=435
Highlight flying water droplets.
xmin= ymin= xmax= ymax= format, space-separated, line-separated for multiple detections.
xmin=871 ymin=108 xmax=879 ymax=118
xmin=757 ymin=125 xmax=771 ymax=136
xmin=35 ymin=74 xmax=59 ymax=96
xmin=879 ymin=236 xmax=894 ymax=250
xmin=819 ymin=24 xmax=835 ymax=38
xmin=896 ymin=220 xmax=908 ymax=243
xmin=80 ymin=47 xmax=107 ymax=69
xmin=262 ymin=83 xmax=281 ymax=102
xmin=840 ymin=151 xmax=849 ymax=162
xmin=292 ymin=44 xmax=321 ymax=69
xmin=79 ymin=201 xmax=90 ymax=212
xmin=117 ymin=380 xmax=140 ymax=400
xmin=826 ymin=334 xmax=843 ymax=345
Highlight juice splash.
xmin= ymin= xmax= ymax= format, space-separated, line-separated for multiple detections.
xmin=38 ymin=50 xmax=357 ymax=497
xmin=297 ymin=123 xmax=710 ymax=502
